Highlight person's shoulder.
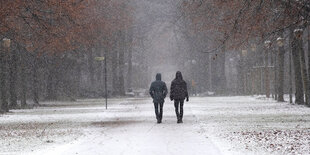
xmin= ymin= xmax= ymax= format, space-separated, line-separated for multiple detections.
xmin=178 ymin=80 xmax=186 ymax=85
xmin=159 ymin=81 xmax=166 ymax=85
xmin=150 ymin=81 xmax=156 ymax=85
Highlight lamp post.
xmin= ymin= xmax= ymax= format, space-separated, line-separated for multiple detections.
xmin=95 ymin=54 xmax=108 ymax=109
xmin=1 ymin=38 xmax=11 ymax=112
xmin=276 ymin=37 xmax=285 ymax=102
xmin=264 ymin=40 xmax=271 ymax=98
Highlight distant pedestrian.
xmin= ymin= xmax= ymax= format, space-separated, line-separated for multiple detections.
xmin=149 ymin=73 xmax=168 ymax=123
xmin=170 ymin=71 xmax=189 ymax=123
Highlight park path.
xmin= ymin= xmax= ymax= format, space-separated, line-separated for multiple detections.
xmin=31 ymin=98 xmax=222 ymax=155
xmin=4 ymin=96 xmax=309 ymax=154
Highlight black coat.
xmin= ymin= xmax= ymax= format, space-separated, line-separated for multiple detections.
xmin=149 ymin=73 xmax=168 ymax=103
xmin=170 ymin=71 xmax=189 ymax=100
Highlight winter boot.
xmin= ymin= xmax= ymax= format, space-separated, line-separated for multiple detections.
xmin=179 ymin=119 xmax=183 ymax=123
xmin=177 ymin=117 xmax=181 ymax=123
xmin=157 ymin=119 xmax=161 ymax=124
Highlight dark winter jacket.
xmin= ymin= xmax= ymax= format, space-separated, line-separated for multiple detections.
xmin=170 ymin=71 xmax=189 ymax=100
xmin=149 ymin=73 xmax=168 ymax=103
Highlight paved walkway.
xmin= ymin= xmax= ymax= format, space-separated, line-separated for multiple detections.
xmin=32 ymin=98 xmax=222 ymax=155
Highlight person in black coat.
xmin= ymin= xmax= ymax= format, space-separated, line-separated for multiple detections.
xmin=170 ymin=71 xmax=189 ymax=123
xmin=149 ymin=73 xmax=168 ymax=123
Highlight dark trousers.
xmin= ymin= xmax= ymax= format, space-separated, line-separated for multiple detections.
xmin=154 ymin=102 xmax=164 ymax=121
xmin=174 ymin=99 xmax=184 ymax=120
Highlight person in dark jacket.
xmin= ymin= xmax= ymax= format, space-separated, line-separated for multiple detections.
xmin=149 ymin=73 xmax=168 ymax=123
xmin=170 ymin=71 xmax=189 ymax=123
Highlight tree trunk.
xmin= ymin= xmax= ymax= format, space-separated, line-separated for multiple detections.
xmin=76 ymin=61 xmax=82 ymax=97
xmin=220 ymin=46 xmax=227 ymax=94
xmin=118 ymin=32 xmax=125 ymax=96
xmin=208 ymin=54 xmax=213 ymax=92
xmin=307 ymin=26 xmax=310 ymax=105
xmin=32 ymin=57 xmax=39 ymax=105
xmin=20 ymin=51 xmax=27 ymax=108
xmin=308 ymin=26 xmax=310 ymax=87
xmin=46 ymin=64 xmax=57 ymax=100
xmin=289 ymin=47 xmax=293 ymax=103
xmin=288 ymin=29 xmax=293 ymax=104
xmin=112 ymin=46 xmax=119 ymax=96
xmin=88 ymin=49 xmax=95 ymax=88
xmin=9 ymin=47 xmax=18 ymax=108
xmin=236 ymin=53 xmax=243 ymax=95
xmin=298 ymin=36 xmax=310 ymax=106
xmin=127 ymin=32 xmax=133 ymax=90
xmin=291 ymin=30 xmax=305 ymax=104
xmin=128 ymin=44 xmax=132 ymax=89
xmin=277 ymin=46 xmax=285 ymax=102
xmin=274 ymin=51 xmax=278 ymax=100
xmin=118 ymin=50 xmax=125 ymax=96
xmin=214 ymin=47 xmax=226 ymax=94
xmin=265 ymin=49 xmax=270 ymax=98
xmin=0 ymin=47 xmax=9 ymax=112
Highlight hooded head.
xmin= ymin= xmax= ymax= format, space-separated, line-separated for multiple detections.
xmin=156 ymin=73 xmax=161 ymax=81
xmin=176 ymin=71 xmax=183 ymax=80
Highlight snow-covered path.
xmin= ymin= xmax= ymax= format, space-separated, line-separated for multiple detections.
xmin=2 ymin=96 xmax=310 ymax=155
xmin=29 ymin=98 xmax=221 ymax=155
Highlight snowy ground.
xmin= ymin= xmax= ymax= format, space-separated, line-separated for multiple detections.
xmin=191 ymin=96 xmax=310 ymax=155
xmin=0 ymin=96 xmax=310 ymax=155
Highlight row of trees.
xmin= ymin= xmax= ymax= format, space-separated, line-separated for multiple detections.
xmin=0 ymin=0 xmax=135 ymax=112
xmin=180 ymin=0 xmax=310 ymax=106
xmin=2 ymin=0 xmax=310 ymax=113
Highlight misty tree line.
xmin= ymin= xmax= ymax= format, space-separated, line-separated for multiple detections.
xmin=179 ymin=0 xmax=310 ymax=106
xmin=1 ymin=0 xmax=310 ymax=113
xmin=0 ymin=0 xmax=141 ymax=112
xmin=1 ymin=31 xmax=145 ymax=113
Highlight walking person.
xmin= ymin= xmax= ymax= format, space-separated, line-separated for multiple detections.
xmin=170 ymin=71 xmax=189 ymax=123
xmin=149 ymin=73 xmax=168 ymax=124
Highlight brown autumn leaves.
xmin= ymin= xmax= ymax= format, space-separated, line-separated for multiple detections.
xmin=2 ymin=0 xmax=307 ymax=57
xmin=0 ymin=0 xmax=133 ymax=56
xmin=181 ymin=0 xmax=307 ymax=50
